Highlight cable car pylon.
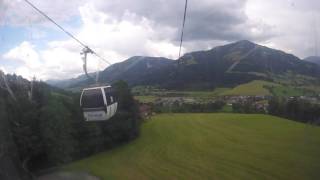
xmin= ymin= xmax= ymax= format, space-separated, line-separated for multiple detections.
xmin=81 ymin=47 xmax=94 ymax=82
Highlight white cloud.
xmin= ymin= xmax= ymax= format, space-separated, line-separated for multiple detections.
xmin=2 ymin=0 xmax=320 ymax=81
xmin=1 ymin=3 xmax=181 ymax=80
xmin=3 ymin=41 xmax=41 ymax=69
xmin=76 ymin=4 xmax=180 ymax=58
xmin=2 ymin=41 xmax=41 ymax=79
xmin=246 ymin=0 xmax=320 ymax=58
xmin=0 ymin=0 xmax=85 ymax=26
xmin=2 ymin=41 xmax=85 ymax=80
xmin=15 ymin=66 xmax=32 ymax=79
xmin=0 ymin=66 xmax=7 ymax=74
xmin=145 ymin=40 xmax=182 ymax=59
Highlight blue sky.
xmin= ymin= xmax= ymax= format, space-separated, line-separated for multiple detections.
xmin=0 ymin=16 xmax=82 ymax=53
xmin=0 ymin=0 xmax=319 ymax=80
xmin=0 ymin=26 xmax=29 ymax=54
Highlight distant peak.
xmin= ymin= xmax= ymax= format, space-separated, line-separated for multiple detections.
xmin=129 ymin=56 xmax=145 ymax=60
xmin=234 ymin=40 xmax=256 ymax=45
xmin=128 ymin=56 xmax=166 ymax=60
xmin=304 ymin=56 xmax=320 ymax=59
xmin=304 ymin=56 xmax=320 ymax=65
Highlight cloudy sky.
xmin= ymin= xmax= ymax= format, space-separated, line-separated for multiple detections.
xmin=0 ymin=0 xmax=319 ymax=80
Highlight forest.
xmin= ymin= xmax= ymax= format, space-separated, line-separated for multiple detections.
xmin=268 ymin=97 xmax=320 ymax=124
xmin=0 ymin=74 xmax=141 ymax=180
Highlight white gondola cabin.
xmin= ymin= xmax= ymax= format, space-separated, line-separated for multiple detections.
xmin=80 ymin=86 xmax=118 ymax=121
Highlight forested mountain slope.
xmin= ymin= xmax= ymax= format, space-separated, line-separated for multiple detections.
xmin=0 ymin=72 xmax=141 ymax=180
xmin=49 ymin=40 xmax=320 ymax=90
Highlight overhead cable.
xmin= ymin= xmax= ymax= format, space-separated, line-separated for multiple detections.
xmin=23 ymin=0 xmax=111 ymax=65
xmin=178 ymin=0 xmax=188 ymax=60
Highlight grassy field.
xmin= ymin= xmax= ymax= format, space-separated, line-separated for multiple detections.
xmin=222 ymin=80 xmax=276 ymax=96
xmin=66 ymin=113 xmax=320 ymax=180
xmin=221 ymin=80 xmax=308 ymax=96
xmin=174 ymin=88 xmax=230 ymax=97
xmin=269 ymin=86 xmax=305 ymax=97
xmin=132 ymin=80 xmax=319 ymax=99
xmin=134 ymin=88 xmax=230 ymax=99
xmin=134 ymin=96 xmax=158 ymax=103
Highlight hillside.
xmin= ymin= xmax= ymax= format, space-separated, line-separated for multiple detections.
xmin=304 ymin=56 xmax=320 ymax=65
xmin=66 ymin=113 xmax=320 ymax=180
xmin=0 ymin=72 xmax=141 ymax=180
xmin=221 ymin=80 xmax=309 ymax=96
xmin=53 ymin=56 xmax=173 ymax=90
xmin=221 ymin=80 xmax=276 ymax=96
xmin=98 ymin=56 xmax=173 ymax=86
xmin=48 ymin=40 xmax=320 ymax=90
xmin=46 ymin=74 xmax=92 ymax=89
xmin=150 ymin=40 xmax=320 ymax=89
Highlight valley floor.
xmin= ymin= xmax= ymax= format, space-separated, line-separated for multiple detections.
xmin=64 ymin=113 xmax=320 ymax=180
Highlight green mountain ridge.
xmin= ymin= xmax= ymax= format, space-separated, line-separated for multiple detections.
xmin=47 ymin=40 xmax=320 ymax=90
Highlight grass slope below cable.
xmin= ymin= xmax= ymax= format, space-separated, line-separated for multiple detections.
xmin=66 ymin=113 xmax=320 ymax=180
xmin=222 ymin=80 xmax=310 ymax=96
xmin=222 ymin=80 xmax=276 ymax=96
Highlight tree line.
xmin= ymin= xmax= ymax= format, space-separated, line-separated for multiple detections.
xmin=0 ymin=74 xmax=141 ymax=180
xmin=268 ymin=97 xmax=320 ymax=125
xmin=229 ymin=96 xmax=320 ymax=124
xmin=154 ymin=100 xmax=226 ymax=113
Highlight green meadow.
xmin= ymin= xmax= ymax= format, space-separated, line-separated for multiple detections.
xmin=134 ymin=95 xmax=158 ymax=103
xmin=66 ymin=113 xmax=320 ymax=180
xmin=222 ymin=80 xmax=276 ymax=96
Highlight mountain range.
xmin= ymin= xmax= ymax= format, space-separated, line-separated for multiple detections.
xmin=304 ymin=56 xmax=320 ymax=65
xmin=48 ymin=40 xmax=320 ymax=90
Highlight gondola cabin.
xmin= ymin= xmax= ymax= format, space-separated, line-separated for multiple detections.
xmin=80 ymin=86 xmax=118 ymax=121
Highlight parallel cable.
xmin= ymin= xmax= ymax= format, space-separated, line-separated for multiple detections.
xmin=22 ymin=0 xmax=111 ymax=65
xmin=178 ymin=0 xmax=188 ymax=60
